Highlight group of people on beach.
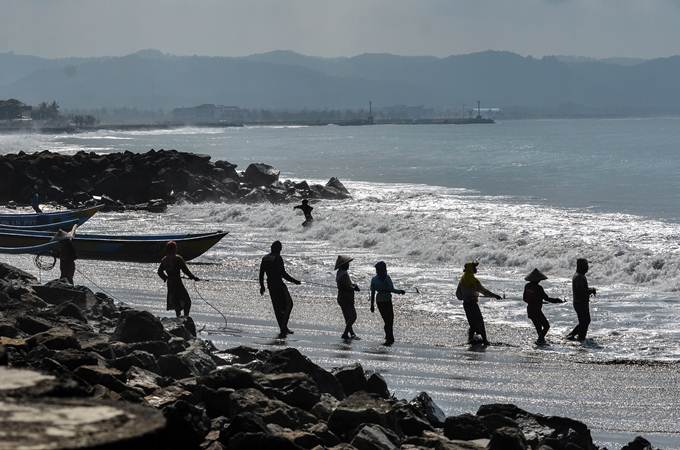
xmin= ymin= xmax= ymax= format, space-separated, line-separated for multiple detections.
xmin=156 ymin=234 xmax=598 ymax=347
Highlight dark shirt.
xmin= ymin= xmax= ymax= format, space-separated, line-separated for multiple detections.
xmin=59 ymin=240 xmax=77 ymax=264
xmin=294 ymin=204 xmax=314 ymax=221
xmin=523 ymin=282 xmax=548 ymax=308
xmin=260 ymin=253 xmax=298 ymax=288
xmin=572 ymin=273 xmax=591 ymax=304
xmin=157 ymin=254 xmax=194 ymax=282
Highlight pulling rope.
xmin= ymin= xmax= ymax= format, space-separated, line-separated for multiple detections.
xmin=190 ymin=279 xmax=229 ymax=327
xmin=75 ymin=265 xmax=124 ymax=304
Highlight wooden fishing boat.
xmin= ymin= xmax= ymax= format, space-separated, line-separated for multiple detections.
xmin=0 ymin=241 xmax=61 ymax=255
xmin=0 ymin=230 xmax=227 ymax=263
xmin=0 ymin=205 xmax=102 ymax=227
xmin=0 ymin=218 xmax=80 ymax=232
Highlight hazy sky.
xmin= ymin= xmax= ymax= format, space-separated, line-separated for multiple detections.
xmin=2 ymin=0 xmax=680 ymax=59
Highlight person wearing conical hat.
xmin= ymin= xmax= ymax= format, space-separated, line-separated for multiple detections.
xmin=455 ymin=262 xmax=502 ymax=346
xmin=523 ymin=268 xmax=564 ymax=344
xmin=370 ymin=261 xmax=406 ymax=346
xmin=335 ymin=255 xmax=361 ymax=340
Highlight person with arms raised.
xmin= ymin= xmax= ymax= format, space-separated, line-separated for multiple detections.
xmin=370 ymin=261 xmax=405 ymax=346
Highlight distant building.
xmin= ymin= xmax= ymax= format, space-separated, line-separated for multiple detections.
xmin=0 ymin=99 xmax=32 ymax=121
xmin=172 ymin=104 xmax=243 ymax=123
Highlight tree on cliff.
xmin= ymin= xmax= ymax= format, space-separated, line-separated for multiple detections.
xmin=32 ymin=100 xmax=60 ymax=120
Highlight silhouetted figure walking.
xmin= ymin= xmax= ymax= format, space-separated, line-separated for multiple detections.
xmin=158 ymin=241 xmax=199 ymax=317
xmin=567 ymin=258 xmax=596 ymax=341
xmin=370 ymin=261 xmax=405 ymax=346
xmin=54 ymin=229 xmax=77 ymax=285
xmin=293 ymin=199 xmax=314 ymax=227
xmin=336 ymin=255 xmax=361 ymax=340
xmin=523 ymin=268 xmax=563 ymax=344
xmin=259 ymin=240 xmax=301 ymax=338
xmin=456 ymin=262 xmax=502 ymax=346
xmin=31 ymin=186 xmax=42 ymax=214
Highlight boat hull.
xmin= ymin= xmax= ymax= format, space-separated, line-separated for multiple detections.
xmin=0 ymin=218 xmax=80 ymax=232
xmin=0 ymin=231 xmax=227 ymax=263
xmin=0 ymin=205 xmax=102 ymax=227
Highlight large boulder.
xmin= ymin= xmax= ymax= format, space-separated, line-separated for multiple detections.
xmin=111 ymin=310 xmax=168 ymax=343
xmin=255 ymin=371 xmax=321 ymax=411
xmin=488 ymin=427 xmax=528 ymax=450
xmin=365 ymin=372 xmax=390 ymax=399
xmin=621 ymin=436 xmax=655 ymax=450
xmin=351 ymin=424 xmax=400 ymax=450
xmin=228 ymin=388 xmax=318 ymax=429
xmin=243 ymin=163 xmax=280 ymax=186
xmin=328 ymin=392 xmax=394 ymax=439
xmin=409 ymin=392 xmax=446 ymax=428
xmin=332 ymin=363 xmax=367 ymax=397
xmin=27 ymin=327 xmax=81 ymax=351
xmin=162 ymin=399 xmax=211 ymax=449
xmin=444 ymin=413 xmax=489 ymax=441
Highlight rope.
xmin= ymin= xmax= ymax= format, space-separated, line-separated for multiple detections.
xmin=190 ymin=279 xmax=230 ymax=328
xmin=75 ymin=265 xmax=124 ymax=304
xmin=34 ymin=253 xmax=56 ymax=271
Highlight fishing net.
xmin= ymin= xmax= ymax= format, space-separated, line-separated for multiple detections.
xmin=34 ymin=253 xmax=56 ymax=271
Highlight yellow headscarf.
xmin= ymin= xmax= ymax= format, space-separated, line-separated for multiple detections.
xmin=459 ymin=262 xmax=480 ymax=289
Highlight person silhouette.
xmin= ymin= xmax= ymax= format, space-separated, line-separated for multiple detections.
xmin=523 ymin=268 xmax=564 ymax=344
xmin=293 ymin=199 xmax=314 ymax=227
xmin=31 ymin=186 xmax=42 ymax=214
xmin=335 ymin=255 xmax=361 ymax=340
xmin=567 ymin=258 xmax=596 ymax=341
xmin=370 ymin=261 xmax=405 ymax=346
xmin=157 ymin=241 xmax=199 ymax=317
xmin=259 ymin=240 xmax=301 ymax=338
xmin=54 ymin=228 xmax=77 ymax=285
xmin=455 ymin=262 xmax=502 ymax=346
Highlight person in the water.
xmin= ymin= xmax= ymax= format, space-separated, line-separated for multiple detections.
xmin=523 ymin=268 xmax=564 ymax=344
xmin=455 ymin=262 xmax=502 ymax=346
xmin=157 ymin=241 xmax=199 ymax=317
xmin=370 ymin=261 xmax=405 ymax=346
xmin=335 ymin=255 xmax=361 ymax=340
xmin=567 ymin=258 xmax=597 ymax=341
xmin=293 ymin=199 xmax=314 ymax=227
xmin=259 ymin=240 xmax=301 ymax=338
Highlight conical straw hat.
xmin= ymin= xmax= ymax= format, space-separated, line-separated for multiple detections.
xmin=335 ymin=255 xmax=354 ymax=270
xmin=525 ymin=268 xmax=548 ymax=282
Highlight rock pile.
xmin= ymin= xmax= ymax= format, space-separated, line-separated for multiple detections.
xmin=0 ymin=262 xmax=658 ymax=449
xmin=0 ymin=149 xmax=350 ymax=212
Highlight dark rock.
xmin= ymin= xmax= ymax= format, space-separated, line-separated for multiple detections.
xmin=621 ymin=436 xmax=654 ymax=450
xmin=0 ymin=321 xmax=18 ymax=338
xmin=244 ymin=163 xmax=280 ymax=186
xmin=162 ymin=316 xmax=197 ymax=339
xmin=52 ymin=301 xmax=87 ymax=322
xmin=130 ymin=340 xmax=172 ymax=357
xmin=444 ymin=413 xmax=489 ymax=441
xmin=163 ymin=399 xmax=211 ymax=449
xmin=351 ymin=424 xmax=400 ymax=450
xmin=311 ymin=393 xmax=340 ymax=421
xmin=488 ymin=427 xmax=528 ymax=450
xmin=366 ymin=372 xmax=390 ymax=399
xmin=159 ymin=341 xmax=217 ymax=378
xmin=0 ymin=262 xmax=35 ymax=283
xmin=203 ymin=387 xmax=233 ymax=418
xmin=126 ymin=366 xmax=164 ymax=394
xmin=254 ymin=347 xmax=344 ymax=399
xmin=256 ymin=371 xmax=321 ymax=410
xmin=111 ymin=350 xmax=159 ymax=373
xmin=145 ymin=385 xmax=195 ymax=409
xmin=333 ymin=363 xmax=367 ymax=396
xmin=15 ymin=315 xmax=52 ymax=335
xmin=50 ymin=349 xmax=102 ymax=371
xmin=226 ymin=432 xmax=302 ymax=450
xmin=389 ymin=402 xmax=433 ymax=437
xmin=219 ymin=412 xmax=269 ymax=443
xmin=111 ymin=310 xmax=168 ymax=343
xmin=402 ymin=430 xmax=487 ymax=449
xmin=326 ymin=177 xmax=350 ymax=195
xmin=305 ymin=423 xmax=341 ymax=447
xmin=0 ymin=345 xmax=6 ymax=365
xmin=199 ymin=366 xmax=257 ymax=390
xmin=409 ymin=392 xmax=446 ymax=428
xmin=27 ymin=327 xmax=82 ymax=350
xmin=479 ymin=413 xmax=520 ymax=432
xmin=228 ymin=388 xmax=318 ymax=429
xmin=328 ymin=392 xmax=393 ymax=439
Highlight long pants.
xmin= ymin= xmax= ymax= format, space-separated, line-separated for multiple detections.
xmin=569 ymin=302 xmax=591 ymax=340
xmin=60 ymin=261 xmax=75 ymax=285
xmin=269 ymin=283 xmax=293 ymax=333
xmin=528 ymin=307 xmax=549 ymax=339
xmin=339 ymin=300 xmax=357 ymax=336
xmin=463 ymin=302 xmax=488 ymax=343
xmin=377 ymin=301 xmax=394 ymax=343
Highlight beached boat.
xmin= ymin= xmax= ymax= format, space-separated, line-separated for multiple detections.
xmin=0 ymin=230 xmax=227 ymax=263
xmin=0 ymin=205 xmax=102 ymax=227
xmin=0 ymin=241 xmax=61 ymax=255
xmin=0 ymin=218 xmax=80 ymax=232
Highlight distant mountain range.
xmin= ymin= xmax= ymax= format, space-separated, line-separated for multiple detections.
xmin=1 ymin=49 xmax=679 ymax=115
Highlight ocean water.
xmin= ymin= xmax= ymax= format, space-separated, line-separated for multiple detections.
xmin=2 ymin=118 xmax=680 ymax=362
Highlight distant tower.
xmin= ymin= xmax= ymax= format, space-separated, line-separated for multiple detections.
xmin=477 ymin=100 xmax=482 ymax=119
xmin=368 ymin=100 xmax=374 ymax=124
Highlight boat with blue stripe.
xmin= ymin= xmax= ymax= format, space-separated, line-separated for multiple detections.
xmin=0 ymin=205 xmax=102 ymax=227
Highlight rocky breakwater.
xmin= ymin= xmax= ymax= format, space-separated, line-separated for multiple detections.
xmin=0 ymin=262 xmax=659 ymax=450
xmin=0 ymin=149 xmax=350 ymax=212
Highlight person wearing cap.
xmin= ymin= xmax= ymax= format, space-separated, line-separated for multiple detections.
xmin=523 ymin=268 xmax=564 ymax=344
xmin=293 ymin=199 xmax=314 ymax=227
xmin=158 ymin=240 xmax=199 ymax=317
xmin=259 ymin=240 xmax=301 ymax=338
xmin=567 ymin=258 xmax=597 ymax=341
xmin=455 ymin=262 xmax=502 ymax=346
xmin=370 ymin=261 xmax=405 ymax=346
xmin=335 ymin=255 xmax=361 ymax=340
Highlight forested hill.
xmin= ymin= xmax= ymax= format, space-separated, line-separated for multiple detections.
xmin=1 ymin=49 xmax=679 ymax=115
